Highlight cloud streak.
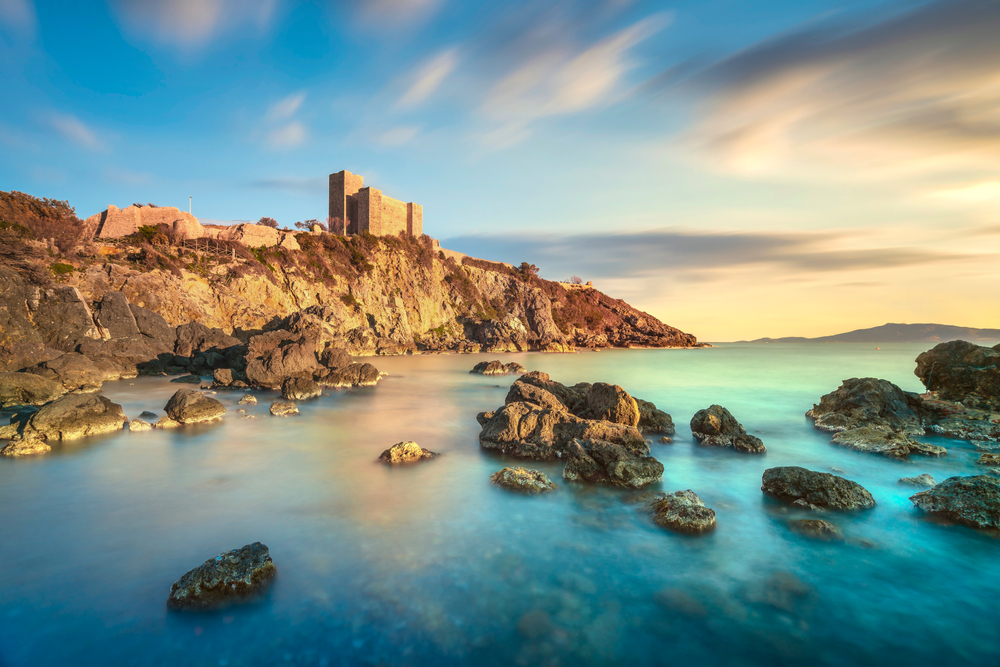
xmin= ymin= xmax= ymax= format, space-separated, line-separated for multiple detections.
xmin=49 ymin=113 xmax=105 ymax=151
xmin=111 ymin=0 xmax=278 ymax=47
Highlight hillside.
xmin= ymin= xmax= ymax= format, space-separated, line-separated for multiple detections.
xmin=0 ymin=190 xmax=697 ymax=372
xmin=745 ymin=323 xmax=1000 ymax=344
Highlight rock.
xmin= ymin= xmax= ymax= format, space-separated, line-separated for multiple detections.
xmin=562 ymin=438 xmax=663 ymax=488
xmin=24 ymin=353 xmax=113 ymax=392
xmin=831 ymin=425 xmax=946 ymax=458
xmin=789 ymin=519 xmax=841 ymax=540
xmin=516 ymin=371 xmax=590 ymax=414
xmin=174 ymin=322 xmax=240 ymax=358
xmin=0 ymin=372 xmax=66 ymax=407
xmin=761 ymin=466 xmax=876 ymax=510
xmin=978 ymin=453 xmax=1000 ymax=466
xmin=658 ymin=436 xmax=673 ymax=444
xmin=0 ymin=437 xmax=51 ymax=457
xmin=130 ymin=303 xmax=177 ymax=352
xmin=32 ymin=286 xmax=102 ymax=352
xmin=269 ymin=400 xmax=298 ymax=416
xmin=245 ymin=329 xmax=322 ymax=389
xmin=155 ymin=416 xmax=181 ymax=429
xmin=213 ymin=368 xmax=235 ymax=387
xmin=899 ymin=474 xmax=936 ymax=487
xmin=585 ymin=382 xmax=640 ymax=427
xmin=377 ymin=441 xmax=438 ymax=464
xmin=129 ymin=419 xmax=152 ymax=432
xmin=648 ymin=490 xmax=716 ymax=534
xmin=490 ymin=467 xmax=556 ymax=493
xmin=806 ymin=377 xmax=925 ymax=435
xmin=166 ymin=542 xmax=277 ymax=610
xmin=637 ymin=399 xmax=675 ymax=435
xmin=170 ymin=374 xmax=202 ymax=384
xmin=319 ymin=346 xmax=352 ymax=371
xmin=315 ymin=362 xmax=380 ymax=388
xmin=909 ymin=475 xmax=1000 ymax=529
xmin=476 ymin=411 xmax=494 ymax=427
xmin=475 ymin=315 xmax=530 ymax=353
xmin=0 ymin=267 xmax=50 ymax=372
xmin=505 ymin=381 xmax=568 ymax=412
xmin=281 ymin=376 xmax=321 ymax=401
xmin=915 ymin=340 xmax=1000 ymax=411
xmin=139 ymin=411 xmax=157 ymax=419
xmin=21 ymin=394 xmax=126 ymax=440
xmin=164 ymin=389 xmax=225 ymax=424
xmin=238 ymin=394 xmax=257 ymax=405
xmin=471 ymin=360 xmax=526 ymax=376
xmin=690 ymin=405 xmax=766 ymax=453
xmin=94 ymin=291 xmax=141 ymax=340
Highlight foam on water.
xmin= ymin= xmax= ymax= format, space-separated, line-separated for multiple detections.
xmin=1 ymin=344 xmax=997 ymax=666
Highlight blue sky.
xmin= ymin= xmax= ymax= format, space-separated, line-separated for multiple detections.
xmin=2 ymin=0 xmax=998 ymax=340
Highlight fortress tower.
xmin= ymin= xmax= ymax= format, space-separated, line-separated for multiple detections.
xmin=328 ymin=170 xmax=422 ymax=237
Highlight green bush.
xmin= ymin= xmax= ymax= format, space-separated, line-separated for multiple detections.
xmin=49 ymin=262 xmax=75 ymax=276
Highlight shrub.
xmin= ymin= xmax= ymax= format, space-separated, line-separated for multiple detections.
xmin=0 ymin=190 xmax=86 ymax=254
xmin=257 ymin=217 xmax=278 ymax=228
xmin=341 ymin=293 xmax=359 ymax=308
xmin=49 ymin=262 xmax=74 ymax=276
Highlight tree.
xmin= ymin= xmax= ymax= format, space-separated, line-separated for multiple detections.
xmin=570 ymin=275 xmax=583 ymax=285
xmin=519 ymin=262 xmax=539 ymax=278
xmin=257 ymin=217 xmax=278 ymax=228
xmin=293 ymin=218 xmax=325 ymax=231
xmin=327 ymin=216 xmax=346 ymax=235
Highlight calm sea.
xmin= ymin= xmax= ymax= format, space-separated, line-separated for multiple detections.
xmin=1 ymin=343 xmax=997 ymax=667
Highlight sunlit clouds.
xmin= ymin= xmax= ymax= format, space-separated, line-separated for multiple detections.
xmin=111 ymin=0 xmax=278 ymax=47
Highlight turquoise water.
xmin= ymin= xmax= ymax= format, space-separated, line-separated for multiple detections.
xmin=1 ymin=343 xmax=997 ymax=666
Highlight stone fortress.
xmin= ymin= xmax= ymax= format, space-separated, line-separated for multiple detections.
xmin=329 ymin=170 xmax=422 ymax=237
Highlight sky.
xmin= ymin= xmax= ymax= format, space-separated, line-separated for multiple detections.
xmin=1 ymin=0 xmax=998 ymax=341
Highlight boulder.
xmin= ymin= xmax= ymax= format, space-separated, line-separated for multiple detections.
xmin=978 ymin=453 xmax=1000 ymax=466
xmin=0 ymin=372 xmax=65 ymax=407
xmin=93 ymin=291 xmax=140 ymax=340
xmin=516 ymin=371 xmax=589 ymax=414
xmin=899 ymin=474 xmax=935 ymax=487
xmin=585 ymin=382 xmax=640 ymax=427
xmin=471 ymin=360 xmax=526 ymax=376
xmin=377 ymin=441 xmax=438 ymax=464
xmin=129 ymin=419 xmax=152 ymax=432
xmin=167 ymin=542 xmax=277 ymax=610
xmin=155 ymin=416 xmax=181 ymax=429
xmin=562 ymin=438 xmax=663 ymax=488
xmin=170 ymin=374 xmax=202 ymax=384
xmin=32 ymin=286 xmax=102 ymax=352
xmin=690 ymin=405 xmax=766 ymax=453
xmin=909 ymin=475 xmax=1000 ymax=529
xmin=789 ymin=519 xmax=841 ymax=540
xmin=806 ymin=377 xmax=925 ymax=435
xmin=130 ymin=303 xmax=177 ymax=352
xmin=174 ymin=322 xmax=241 ymax=358
xmin=0 ymin=437 xmax=52 ymax=457
xmin=245 ymin=330 xmax=322 ymax=389
xmin=915 ymin=340 xmax=1000 ymax=410
xmin=490 ymin=467 xmax=556 ymax=493
xmin=20 ymin=394 xmax=126 ymax=440
xmin=761 ymin=466 xmax=876 ymax=510
xmin=282 ymin=376 xmax=321 ymax=400
xmin=658 ymin=436 xmax=673 ymax=444
xmin=213 ymin=368 xmax=235 ymax=387
xmin=476 ymin=315 xmax=530 ymax=352
xmin=637 ymin=399 xmax=675 ymax=435
xmin=648 ymin=490 xmax=716 ymax=534
xmin=164 ymin=389 xmax=225 ymax=424
xmin=831 ymin=425 xmax=946 ymax=458
xmin=238 ymin=394 xmax=257 ymax=405
xmin=0 ymin=267 xmax=49 ymax=372
xmin=24 ymin=352 xmax=114 ymax=392
xmin=269 ymin=400 xmax=298 ymax=416
xmin=319 ymin=346 xmax=352 ymax=371
xmin=315 ymin=362 xmax=380 ymax=388
xmin=505 ymin=381 xmax=567 ymax=412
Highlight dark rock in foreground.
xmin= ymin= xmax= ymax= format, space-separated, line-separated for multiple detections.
xmin=471 ymin=360 xmax=526 ymax=376
xmin=490 ymin=467 xmax=555 ymax=493
xmin=915 ymin=340 xmax=1000 ymax=411
xmin=562 ymin=438 xmax=663 ymax=488
xmin=648 ymin=490 xmax=716 ymax=534
xmin=0 ymin=372 xmax=65 ymax=407
xmin=806 ymin=377 xmax=925 ymax=435
xmin=167 ymin=542 xmax=277 ymax=610
xmin=377 ymin=441 xmax=438 ymax=464
xmin=164 ymin=389 xmax=225 ymax=424
xmin=761 ymin=466 xmax=876 ymax=510
xmin=909 ymin=475 xmax=1000 ymax=529
xmin=690 ymin=405 xmax=765 ymax=453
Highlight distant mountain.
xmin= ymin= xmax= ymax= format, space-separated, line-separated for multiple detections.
xmin=742 ymin=323 xmax=1000 ymax=344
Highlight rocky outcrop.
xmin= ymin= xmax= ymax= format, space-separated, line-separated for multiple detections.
xmin=244 ymin=330 xmax=321 ymax=389
xmin=174 ymin=322 xmax=240 ymax=359
xmin=315 ymin=362 xmax=380 ymax=388
xmin=9 ymin=394 xmax=126 ymax=441
xmin=690 ymin=405 xmax=765 ymax=453
xmin=94 ymin=291 xmax=140 ymax=339
xmin=761 ymin=466 xmax=876 ymax=510
xmin=470 ymin=360 xmax=526 ymax=376
xmin=899 ymin=474 xmax=935 ymax=487
xmin=915 ymin=340 xmax=1000 ymax=410
xmin=282 ymin=376 xmax=321 ymax=400
xmin=490 ymin=467 xmax=556 ymax=493
xmin=909 ymin=475 xmax=1000 ymax=529
xmin=807 ymin=378 xmax=925 ymax=435
xmin=377 ymin=441 xmax=438 ymax=464
xmin=269 ymin=400 xmax=298 ymax=416
xmin=637 ymin=399 xmax=675 ymax=435
xmin=648 ymin=490 xmax=716 ymax=534
xmin=562 ymin=438 xmax=663 ymax=488
xmin=830 ymin=426 xmax=945 ymax=458
xmin=129 ymin=419 xmax=152 ymax=432
xmin=0 ymin=372 xmax=65 ymax=407
xmin=166 ymin=542 xmax=277 ymax=610
xmin=24 ymin=352 xmax=124 ymax=392
xmin=164 ymin=389 xmax=225 ymax=424
xmin=1 ymin=437 xmax=51 ymax=457
xmin=978 ymin=453 xmax=1000 ymax=466
xmin=32 ymin=286 xmax=102 ymax=352
xmin=584 ymin=383 xmax=640 ymax=427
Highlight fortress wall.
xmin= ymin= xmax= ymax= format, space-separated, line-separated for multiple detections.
xmin=329 ymin=171 xmax=364 ymax=229
xmin=407 ymin=203 xmax=423 ymax=237
xmin=357 ymin=188 xmax=382 ymax=235
xmin=379 ymin=194 xmax=408 ymax=236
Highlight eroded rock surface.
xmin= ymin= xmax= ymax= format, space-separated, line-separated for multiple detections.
xmin=915 ymin=340 xmax=1000 ymax=411
xmin=377 ymin=441 xmax=438 ymax=464
xmin=0 ymin=372 xmax=65 ymax=407
xmin=282 ymin=376 xmax=321 ymax=401
xmin=761 ymin=466 xmax=876 ymax=510
xmin=807 ymin=377 xmax=925 ymax=435
xmin=316 ymin=362 xmax=380 ymax=388
xmin=164 ymin=389 xmax=225 ymax=424
xmin=471 ymin=360 xmax=526 ymax=376
xmin=831 ymin=426 xmax=945 ymax=458
xmin=167 ymin=542 xmax=277 ymax=610
xmin=269 ymin=400 xmax=298 ymax=416
xmin=17 ymin=394 xmax=126 ymax=441
xmin=562 ymin=438 xmax=663 ymax=488
xmin=0 ymin=437 xmax=52 ymax=457
xmin=899 ymin=474 xmax=935 ymax=487
xmin=648 ymin=490 xmax=716 ymax=534
xmin=490 ymin=467 xmax=556 ymax=493
xmin=909 ymin=475 xmax=1000 ymax=529
xmin=690 ymin=405 xmax=765 ymax=453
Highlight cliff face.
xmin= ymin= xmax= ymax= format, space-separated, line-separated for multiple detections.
xmin=0 ymin=229 xmax=696 ymax=369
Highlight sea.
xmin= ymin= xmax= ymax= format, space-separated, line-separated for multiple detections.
xmin=1 ymin=343 xmax=998 ymax=667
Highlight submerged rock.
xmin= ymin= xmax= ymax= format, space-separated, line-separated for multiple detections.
xmin=167 ymin=542 xmax=277 ymax=610
xmin=170 ymin=374 xmax=202 ymax=384
xmin=129 ymin=419 xmax=153 ymax=432
xmin=281 ymin=376 xmax=321 ymax=401
xmin=155 ymin=416 xmax=181 ymax=429
xmin=21 ymin=394 xmax=126 ymax=441
xmin=562 ymin=438 xmax=663 ymax=488
xmin=0 ymin=437 xmax=51 ymax=457
xmin=658 ymin=436 xmax=673 ymax=444
xmin=789 ymin=519 xmax=841 ymax=540
xmin=269 ymin=400 xmax=298 ymax=416
xmin=806 ymin=377 xmax=925 ymax=435
xmin=761 ymin=466 xmax=876 ymax=510
xmin=490 ymin=467 xmax=556 ymax=493
xmin=164 ymin=389 xmax=225 ymax=424
xmin=899 ymin=474 xmax=936 ymax=487
xmin=831 ymin=426 xmax=946 ymax=458
xmin=909 ymin=475 xmax=1000 ymax=529
xmin=237 ymin=394 xmax=257 ymax=405
xmin=648 ymin=490 xmax=716 ymax=534
xmin=690 ymin=405 xmax=765 ymax=453
xmin=0 ymin=372 xmax=65 ymax=408
xmin=471 ymin=360 xmax=526 ymax=376
xmin=377 ymin=441 xmax=438 ymax=464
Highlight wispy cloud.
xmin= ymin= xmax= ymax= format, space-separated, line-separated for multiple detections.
xmin=396 ymin=49 xmax=457 ymax=109
xmin=249 ymin=176 xmax=327 ymax=195
xmin=377 ymin=125 xmax=420 ymax=147
xmin=49 ymin=113 xmax=105 ymax=151
xmin=354 ymin=0 xmax=442 ymax=29
xmin=103 ymin=167 xmax=153 ymax=186
xmin=268 ymin=92 xmax=306 ymax=120
xmin=0 ymin=0 xmax=35 ymax=34
xmin=267 ymin=120 xmax=306 ymax=149
xmin=111 ymin=0 xmax=278 ymax=48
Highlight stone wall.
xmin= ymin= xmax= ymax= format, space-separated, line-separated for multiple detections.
xmin=329 ymin=169 xmax=423 ymax=238
xmin=329 ymin=171 xmax=364 ymax=232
